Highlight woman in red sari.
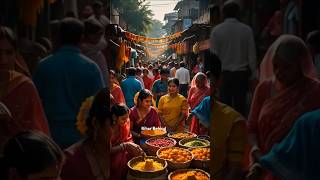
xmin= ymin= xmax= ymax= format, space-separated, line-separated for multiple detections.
xmin=110 ymin=104 xmax=145 ymax=179
xmin=142 ymin=68 xmax=153 ymax=90
xmin=61 ymin=90 xmax=144 ymax=180
xmin=187 ymin=72 xmax=211 ymax=135
xmin=110 ymin=69 xmax=126 ymax=104
xmin=247 ymin=35 xmax=320 ymax=180
xmin=0 ymin=26 xmax=49 ymax=135
xmin=129 ymin=89 xmax=161 ymax=143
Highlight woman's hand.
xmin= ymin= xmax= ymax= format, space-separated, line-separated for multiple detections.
xmin=124 ymin=142 xmax=145 ymax=156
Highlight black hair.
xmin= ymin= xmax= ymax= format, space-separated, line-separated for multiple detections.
xmin=179 ymin=61 xmax=185 ymax=67
xmin=105 ymin=24 xmax=118 ymax=37
xmin=307 ymin=30 xmax=320 ymax=53
xmin=137 ymin=89 xmax=153 ymax=104
xmin=0 ymin=26 xmax=17 ymax=50
xmin=223 ymin=2 xmax=239 ymax=18
xmin=93 ymin=1 xmax=103 ymax=9
xmin=84 ymin=18 xmax=104 ymax=36
xmin=136 ymin=67 xmax=142 ymax=73
xmin=168 ymin=78 xmax=180 ymax=87
xmin=160 ymin=68 xmax=170 ymax=75
xmin=59 ymin=17 xmax=84 ymax=46
xmin=86 ymin=88 xmax=110 ymax=135
xmin=110 ymin=104 xmax=130 ymax=125
xmin=127 ymin=67 xmax=136 ymax=76
xmin=0 ymin=131 xmax=63 ymax=180
xmin=142 ymin=68 xmax=149 ymax=73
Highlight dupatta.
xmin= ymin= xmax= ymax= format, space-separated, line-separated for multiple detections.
xmin=255 ymin=35 xmax=320 ymax=153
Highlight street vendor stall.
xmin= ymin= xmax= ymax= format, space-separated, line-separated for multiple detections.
xmin=126 ymin=127 xmax=211 ymax=180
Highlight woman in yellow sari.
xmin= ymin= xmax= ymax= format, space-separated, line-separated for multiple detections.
xmin=0 ymin=26 xmax=49 ymax=135
xmin=157 ymin=78 xmax=189 ymax=132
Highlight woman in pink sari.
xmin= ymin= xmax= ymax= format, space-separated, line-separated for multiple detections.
xmin=129 ymin=89 xmax=161 ymax=144
xmin=0 ymin=26 xmax=49 ymax=136
xmin=247 ymin=35 xmax=320 ymax=180
xmin=187 ymin=72 xmax=211 ymax=134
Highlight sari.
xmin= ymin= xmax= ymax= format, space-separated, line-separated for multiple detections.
xmin=0 ymin=102 xmax=18 ymax=154
xmin=157 ymin=94 xmax=189 ymax=132
xmin=189 ymin=96 xmax=211 ymax=135
xmin=260 ymin=109 xmax=320 ymax=180
xmin=129 ymin=107 xmax=161 ymax=133
xmin=188 ymin=73 xmax=211 ymax=134
xmin=142 ymin=75 xmax=153 ymax=90
xmin=248 ymin=35 xmax=320 ymax=180
xmin=61 ymin=140 xmax=109 ymax=180
xmin=0 ymin=70 xmax=49 ymax=135
xmin=110 ymin=83 xmax=126 ymax=104
xmin=110 ymin=120 xmax=133 ymax=180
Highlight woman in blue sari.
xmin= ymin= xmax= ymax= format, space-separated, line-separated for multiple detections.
xmin=259 ymin=109 xmax=320 ymax=180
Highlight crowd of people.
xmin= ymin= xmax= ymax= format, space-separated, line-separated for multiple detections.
xmin=0 ymin=0 xmax=320 ymax=180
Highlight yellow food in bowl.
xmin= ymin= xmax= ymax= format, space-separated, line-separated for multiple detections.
xmin=141 ymin=129 xmax=166 ymax=136
xmin=132 ymin=159 xmax=164 ymax=172
xmin=170 ymin=132 xmax=194 ymax=139
xmin=171 ymin=170 xmax=209 ymax=180
xmin=191 ymin=148 xmax=210 ymax=160
xmin=158 ymin=148 xmax=192 ymax=163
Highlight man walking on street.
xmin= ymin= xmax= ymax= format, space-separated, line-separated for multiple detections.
xmin=175 ymin=62 xmax=190 ymax=98
xmin=210 ymin=1 xmax=257 ymax=116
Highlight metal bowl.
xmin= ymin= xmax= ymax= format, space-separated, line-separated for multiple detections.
xmin=168 ymin=169 xmax=210 ymax=180
xmin=167 ymin=131 xmax=197 ymax=141
xmin=179 ymin=137 xmax=210 ymax=149
xmin=127 ymin=156 xmax=167 ymax=178
xmin=156 ymin=147 xmax=193 ymax=170
xmin=188 ymin=147 xmax=210 ymax=171
xmin=145 ymin=137 xmax=176 ymax=156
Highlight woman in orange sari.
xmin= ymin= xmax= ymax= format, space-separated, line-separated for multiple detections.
xmin=110 ymin=69 xmax=126 ymax=104
xmin=0 ymin=26 xmax=49 ymax=135
xmin=247 ymin=35 xmax=320 ymax=180
xmin=187 ymin=72 xmax=211 ymax=135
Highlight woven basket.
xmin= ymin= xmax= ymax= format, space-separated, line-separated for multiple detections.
xmin=168 ymin=169 xmax=210 ymax=180
xmin=156 ymin=147 xmax=193 ymax=170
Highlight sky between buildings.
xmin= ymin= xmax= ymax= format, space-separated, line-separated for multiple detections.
xmin=145 ymin=0 xmax=179 ymax=23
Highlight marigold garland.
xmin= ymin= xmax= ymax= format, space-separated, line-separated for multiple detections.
xmin=76 ymin=96 xmax=95 ymax=135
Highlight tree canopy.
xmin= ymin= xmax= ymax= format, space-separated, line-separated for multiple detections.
xmin=112 ymin=0 xmax=154 ymax=35
xmin=146 ymin=19 xmax=166 ymax=38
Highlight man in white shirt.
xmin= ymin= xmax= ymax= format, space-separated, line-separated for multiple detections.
xmin=175 ymin=62 xmax=190 ymax=97
xmin=210 ymin=1 xmax=257 ymax=116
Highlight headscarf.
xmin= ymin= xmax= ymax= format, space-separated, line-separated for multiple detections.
xmin=188 ymin=72 xmax=211 ymax=109
xmin=251 ymin=35 xmax=320 ymax=154
xmin=259 ymin=34 xmax=317 ymax=82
